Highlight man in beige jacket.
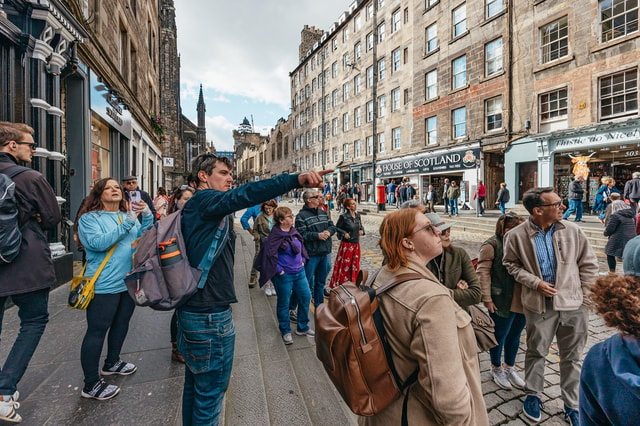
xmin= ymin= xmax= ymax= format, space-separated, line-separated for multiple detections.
xmin=503 ymin=187 xmax=598 ymax=425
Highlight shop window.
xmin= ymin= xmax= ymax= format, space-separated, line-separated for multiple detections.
xmin=600 ymin=0 xmax=639 ymax=43
xmin=599 ymin=69 xmax=638 ymax=120
xmin=540 ymin=16 xmax=569 ymax=64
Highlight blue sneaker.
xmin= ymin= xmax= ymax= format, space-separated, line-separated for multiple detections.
xmin=523 ymin=395 xmax=543 ymax=422
xmin=564 ymin=404 xmax=579 ymax=426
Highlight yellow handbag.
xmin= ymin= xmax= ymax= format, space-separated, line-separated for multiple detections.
xmin=69 ymin=215 xmax=121 ymax=309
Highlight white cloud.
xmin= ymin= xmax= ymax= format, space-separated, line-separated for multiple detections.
xmin=205 ymin=115 xmax=236 ymax=152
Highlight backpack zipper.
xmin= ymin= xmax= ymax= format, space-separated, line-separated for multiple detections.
xmin=340 ymin=285 xmax=367 ymax=345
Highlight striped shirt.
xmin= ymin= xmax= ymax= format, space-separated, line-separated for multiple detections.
xmin=531 ymin=220 xmax=557 ymax=285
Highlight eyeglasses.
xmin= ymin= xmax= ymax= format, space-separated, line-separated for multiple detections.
xmin=124 ymin=180 xmax=137 ymax=185
xmin=308 ymin=195 xmax=320 ymax=199
xmin=413 ymin=223 xmax=438 ymax=235
xmin=539 ymin=202 xmax=563 ymax=209
xmin=15 ymin=141 xmax=37 ymax=149
xmin=179 ymin=185 xmax=195 ymax=191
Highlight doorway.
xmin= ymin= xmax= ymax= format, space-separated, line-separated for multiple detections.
xmin=518 ymin=161 xmax=538 ymax=201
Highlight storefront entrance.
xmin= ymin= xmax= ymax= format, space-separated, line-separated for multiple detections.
xmin=518 ymin=162 xmax=538 ymax=201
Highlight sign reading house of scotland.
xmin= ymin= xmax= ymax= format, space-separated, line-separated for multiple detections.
xmin=375 ymin=148 xmax=480 ymax=178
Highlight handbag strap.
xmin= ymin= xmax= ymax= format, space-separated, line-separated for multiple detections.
xmin=80 ymin=213 xmax=122 ymax=284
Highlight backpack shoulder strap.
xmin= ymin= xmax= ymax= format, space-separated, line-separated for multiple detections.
xmin=375 ymin=273 xmax=424 ymax=295
xmin=0 ymin=164 xmax=29 ymax=179
xmin=195 ymin=215 xmax=230 ymax=288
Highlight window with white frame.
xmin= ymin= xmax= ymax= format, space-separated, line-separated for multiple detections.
xmin=343 ymin=82 xmax=350 ymax=101
xmin=378 ymin=95 xmax=386 ymax=117
xmin=325 ymin=122 xmax=330 ymax=138
xmin=378 ymin=58 xmax=386 ymax=80
xmin=355 ymin=42 xmax=362 ymax=60
xmin=367 ymin=3 xmax=374 ymax=20
xmin=366 ymin=101 xmax=374 ymax=122
xmin=378 ymin=22 xmax=386 ymax=43
xmin=333 ymin=147 xmax=339 ymax=162
xmin=377 ymin=132 xmax=386 ymax=152
xmin=426 ymin=69 xmax=437 ymax=100
xmin=343 ymin=143 xmax=349 ymax=160
xmin=426 ymin=0 xmax=439 ymax=8
xmin=332 ymin=62 xmax=338 ymax=78
xmin=355 ymin=14 xmax=362 ymax=31
xmin=306 ymin=156 xmax=310 ymax=170
xmin=366 ymin=66 xmax=374 ymax=87
xmin=599 ymin=69 xmax=638 ymax=119
xmin=366 ymin=32 xmax=374 ymax=50
xmin=366 ymin=135 xmax=373 ymax=155
xmin=378 ymin=0 xmax=384 ymax=9
xmin=600 ymin=0 xmax=639 ymax=43
xmin=354 ymin=74 xmax=362 ymax=94
xmin=343 ymin=53 xmax=350 ymax=70
xmin=392 ymin=48 xmax=401 ymax=72
xmin=485 ymin=96 xmax=503 ymax=131
xmin=485 ymin=38 xmax=503 ymax=76
xmin=392 ymin=127 xmax=401 ymax=150
xmin=392 ymin=9 xmax=401 ymax=32
xmin=426 ymin=23 xmax=438 ymax=53
xmin=312 ymin=103 xmax=317 ymax=118
xmin=540 ymin=16 xmax=568 ymax=64
xmin=325 ymin=150 xmax=330 ymax=164
xmin=426 ymin=116 xmax=437 ymax=145
xmin=354 ymin=140 xmax=362 ymax=158
xmin=343 ymin=112 xmax=350 ymax=131
xmin=332 ymin=118 xmax=339 ymax=136
xmin=332 ymin=90 xmax=339 ymax=107
xmin=343 ymin=27 xmax=350 ymax=42
xmin=391 ymin=87 xmax=401 ymax=111
xmin=312 ymin=153 xmax=317 ymax=167
xmin=539 ymin=88 xmax=568 ymax=122
xmin=452 ymin=4 xmax=467 ymax=37
xmin=452 ymin=55 xmax=467 ymax=89
xmin=452 ymin=107 xmax=467 ymax=138
xmin=486 ymin=0 xmax=504 ymax=18
xmin=332 ymin=38 xmax=337 ymax=51
xmin=355 ymin=107 xmax=362 ymax=127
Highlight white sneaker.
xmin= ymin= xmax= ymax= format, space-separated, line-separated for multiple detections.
xmin=0 ymin=395 xmax=21 ymax=423
xmin=504 ymin=366 xmax=526 ymax=389
xmin=268 ymin=283 xmax=276 ymax=296
xmin=492 ymin=366 xmax=512 ymax=390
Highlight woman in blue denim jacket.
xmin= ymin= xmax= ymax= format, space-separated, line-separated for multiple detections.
xmin=77 ymin=178 xmax=153 ymax=401
xmin=256 ymin=206 xmax=314 ymax=345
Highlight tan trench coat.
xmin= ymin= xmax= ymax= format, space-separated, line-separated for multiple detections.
xmin=358 ymin=260 xmax=489 ymax=426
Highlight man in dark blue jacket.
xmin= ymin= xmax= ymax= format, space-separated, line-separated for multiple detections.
xmin=289 ymin=189 xmax=336 ymax=316
xmin=178 ymin=153 xmax=328 ymax=426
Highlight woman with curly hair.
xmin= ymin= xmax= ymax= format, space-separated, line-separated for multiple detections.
xmin=579 ymin=236 xmax=640 ymax=424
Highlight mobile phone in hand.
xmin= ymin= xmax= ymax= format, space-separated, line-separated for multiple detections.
xmin=129 ymin=190 xmax=141 ymax=203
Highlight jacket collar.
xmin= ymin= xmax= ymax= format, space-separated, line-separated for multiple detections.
xmin=0 ymin=152 xmax=18 ymax=164
xmin=525 ymin=217 xmax=565 ymax=236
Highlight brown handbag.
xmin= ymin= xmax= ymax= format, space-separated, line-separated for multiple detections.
xmin=466 ymin=304 xmax=499 ymax=352
xmin=315 ymin=270 xmax=421 ymax=422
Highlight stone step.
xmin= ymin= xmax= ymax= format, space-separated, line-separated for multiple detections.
xmin=225 ymin=227 xmax=357 ymax=426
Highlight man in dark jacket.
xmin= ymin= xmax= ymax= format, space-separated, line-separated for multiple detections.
xmin=178 ymin=152 xmax=328 ymax=426
xmin=122 ymin=175 xmax=156 ymax=222
xmin=290 ymin=189 xmax=336 ymax=314
xmin=562 ymin=175 xmax=585 ymax=222
xmin=0 ymin=122 xmax=61 ymax=423
xmin=623 ymin=171 xmax=640 ymax=213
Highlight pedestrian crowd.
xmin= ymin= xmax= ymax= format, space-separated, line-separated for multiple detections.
xmin=1 ymin=119 xmax=640 ymax=425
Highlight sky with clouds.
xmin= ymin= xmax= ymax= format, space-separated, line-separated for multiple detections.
xmin=175 ymin=0 xmax=352 ymax=152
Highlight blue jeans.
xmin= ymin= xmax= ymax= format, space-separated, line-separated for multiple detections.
xmin=563 ymin=199 xmax=583 ymax=221
xmin=272 ymin=270 xmax=311 ymax=334
xmin=498 ymin=201 xmax=506 ymax=214
xmin=0 ymin=288 xmax=49 ymax=395
xmin=290 ymin=254 xmax=330 ymax=309
xmin=449 ymin=198 xmax=459 ymax=215
xmin=489 ymin=312 xmax=526 ymax=367
xmin=177 ymin=308 xmax=235 ymax=426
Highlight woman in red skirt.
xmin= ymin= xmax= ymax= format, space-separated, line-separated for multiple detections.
xmin=329 ymin=198 xmax=365 ymax=288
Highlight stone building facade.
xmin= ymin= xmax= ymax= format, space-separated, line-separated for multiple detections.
xmin=505 ymin=0 xmax=640 ymax=207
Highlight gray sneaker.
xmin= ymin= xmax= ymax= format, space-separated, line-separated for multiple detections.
xmin=282 ymin=333 xmax=293 ymax=345
xmin=492 ymin=366 xmax=513 ymax=390
xmin=505 ymin=366 xmax=526 ymax=389
xmin=81 ymin=378 xmax=121 ymax=401
xmin=295 ymin=328 xmax=316 ymax=337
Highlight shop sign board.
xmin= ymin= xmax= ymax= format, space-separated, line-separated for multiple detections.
xmin=89 ymin=71 xmax=132 ymax=138
xmin=375 ymin=148 xmax=480 ymax=178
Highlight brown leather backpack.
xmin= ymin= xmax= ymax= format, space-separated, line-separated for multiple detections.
xmin=315 ymin=270 xmax=421 ymax=422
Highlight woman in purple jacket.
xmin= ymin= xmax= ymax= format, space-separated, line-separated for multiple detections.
xmin=255 ymin=206 xmax=314 ymax=345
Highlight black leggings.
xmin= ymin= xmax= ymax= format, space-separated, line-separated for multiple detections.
xmin=607 ymin=255 xmax=617 ymax=272
xmin=170 ymin=311 xmax=178 ymax=343
xmin=81 ymin=291 xmax=135 ymax=385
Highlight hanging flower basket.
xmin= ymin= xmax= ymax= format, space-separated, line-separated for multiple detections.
xmin=149 ymin=113 xmax=165 ymax=137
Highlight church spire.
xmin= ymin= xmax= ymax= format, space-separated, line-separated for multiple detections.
xmin=197 ymin=84 xmax=205 ymax=128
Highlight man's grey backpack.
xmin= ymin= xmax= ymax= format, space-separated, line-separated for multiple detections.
xmin=0 ymin=165 xmax=28 ymax=264
xmin=125 ymin=210 xmax=229 ymax=310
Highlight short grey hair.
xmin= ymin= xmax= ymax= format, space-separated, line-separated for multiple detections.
xmin=302 ymin=189 xmax=320 ymax=202
xmin=633 ymin=172 xmax=640 ymax=179
xmin=400 ymin=200 xmax=423 ymax=210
